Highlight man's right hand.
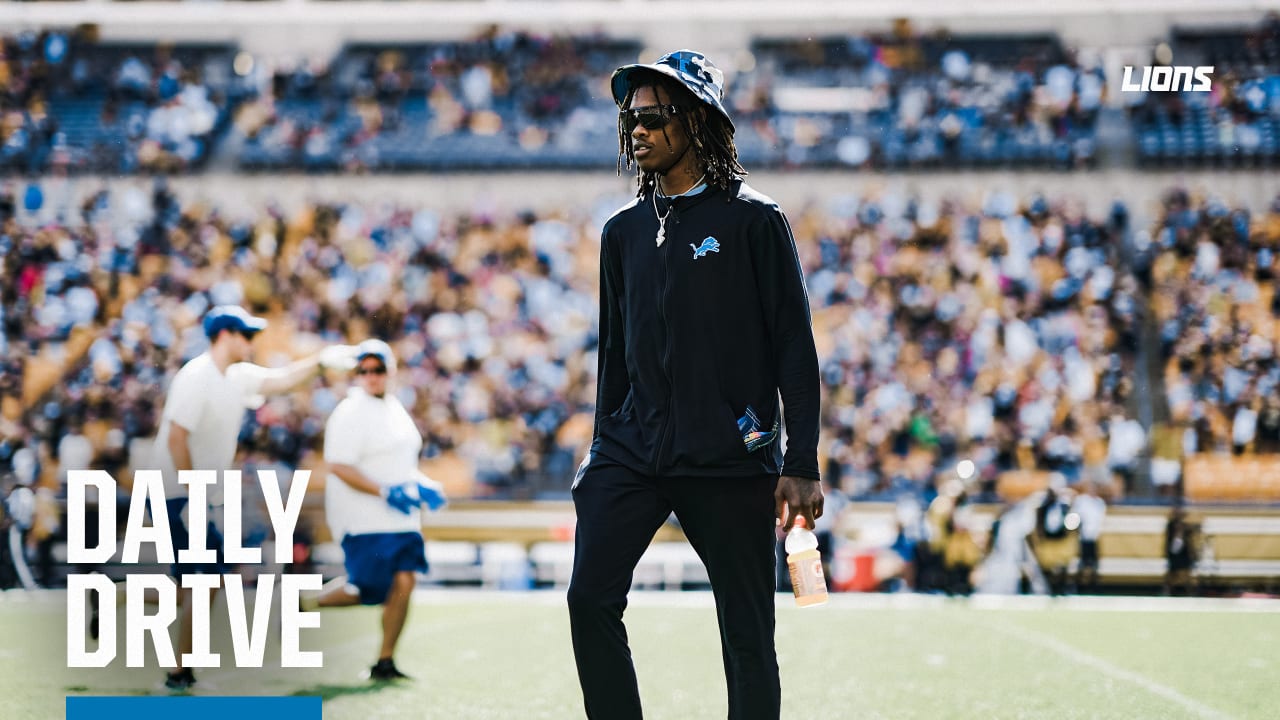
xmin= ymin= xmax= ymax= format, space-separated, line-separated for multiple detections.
xmin=775 ymin=475 xmax=825 ymax=530
xmin=382 ymin=484 xmax=421 ymax=515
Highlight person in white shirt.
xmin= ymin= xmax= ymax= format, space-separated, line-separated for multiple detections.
xmin=157 ymin=305 xmax=357 ymax=691
xmin=1071 ymin=480 xmax=1107 ymax=592
xmin=308 ymin=339 xmax=445 ymax=682
xmin=1106 ymin=414 xmax=1146 ymax=493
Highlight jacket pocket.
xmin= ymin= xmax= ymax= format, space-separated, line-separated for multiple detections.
xmin=735 ymin=402 xmax=780 ymax=453
xmin=710 ymin=401 xmax=752 ymax=460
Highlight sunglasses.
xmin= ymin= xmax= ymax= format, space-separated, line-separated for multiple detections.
xmin=620 ymin=104 xmax=683 ymax=133
xmin=356 ymin=366 xmax=387 ymax=376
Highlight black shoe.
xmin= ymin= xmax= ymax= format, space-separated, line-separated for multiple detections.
xmin=164 ymin=669 xmax=196 ymax=692
xmin=369 ymin=658 xmax=409 ymax=681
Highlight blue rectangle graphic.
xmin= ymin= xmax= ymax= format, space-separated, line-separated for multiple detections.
xmin=67 ymin=696 xmax=321 ymax=720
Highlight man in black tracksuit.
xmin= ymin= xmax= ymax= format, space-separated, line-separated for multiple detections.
xmin=567 ymin=50 xmax=824 ymax=720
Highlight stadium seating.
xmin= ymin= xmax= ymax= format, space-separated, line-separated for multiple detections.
xmin=1184 ymin=455 xmax=1280 ymax=503
xmin=19 ymin=23 xmax=1280 ymax=173
xmin=1133 ymin=22 xmax=1280 ymax=167
xmin=7 ymin=178 xmax=1280 ymax=508
xmin=6 ymin=19 xmax=1280 ymax=174
xmin=237 ymin=35 xmax=639 ymax=171
xmin=836 ymin=501 xmax=1280 ymax=588
xmin=0 ymin=31 xmax=241 ymax=173
xmin=744 ymin=32 xmax=1099 ymax=170
xmin=4 ymin=12 xmax=1280 ymax=606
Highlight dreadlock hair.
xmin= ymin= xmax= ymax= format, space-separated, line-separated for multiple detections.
xmin=616 ymin=73 xmax=746 ymax=197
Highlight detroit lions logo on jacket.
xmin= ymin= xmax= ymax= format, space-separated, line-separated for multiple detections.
xmin=691 ymin=237 xmax=720 ymax=259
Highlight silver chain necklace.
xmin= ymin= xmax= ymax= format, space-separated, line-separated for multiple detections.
xmin=652 ymin=174 xmax=705 ymax=247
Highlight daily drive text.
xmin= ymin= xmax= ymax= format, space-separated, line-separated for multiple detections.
xmin=64 ymin=469 xmax=323 ymax=669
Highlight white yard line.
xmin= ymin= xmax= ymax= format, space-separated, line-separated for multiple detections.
xmin=975 ymin=617 xmax=1235 ymax=720
xmin=399 ymin=589 xmax=1280 ymax=614
xmin=963 ymin=593 xmax=1280 ymax=614
xmin=11 ymin=587 xmax=1280 ymax=614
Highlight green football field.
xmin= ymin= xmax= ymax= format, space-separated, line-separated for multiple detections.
xmin=5 ymin=591 xmax=1279 ymax=719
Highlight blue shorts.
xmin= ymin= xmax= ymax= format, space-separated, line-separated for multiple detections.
xmin=161 ymin=497 xmax=227 ymax=578
xmin=341 ymin=532 xmax=428 ymax=605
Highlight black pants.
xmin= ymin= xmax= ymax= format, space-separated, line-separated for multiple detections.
xmin=567 ymin=463 xmax=780 ymax=720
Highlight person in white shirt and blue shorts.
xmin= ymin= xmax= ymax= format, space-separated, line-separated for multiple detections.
xmin=153 ymin=305 xmax=361 ymax=691
xmin=309 ymin=339 xmax=445 ymax=682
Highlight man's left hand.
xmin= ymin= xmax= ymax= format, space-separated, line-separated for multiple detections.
xmin=318 ymin=344 xmax=361 ymax=371
xmin=775 ymin=476 xmax=824 ymax=530
xmin=415 ymin=475 xmax=447 ymax=512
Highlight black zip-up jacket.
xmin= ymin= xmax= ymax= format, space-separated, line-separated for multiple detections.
xmin=582 ymin=179 xmax=821 ymax=482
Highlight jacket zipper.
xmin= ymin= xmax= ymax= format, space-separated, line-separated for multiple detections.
xmin=653 ymin=196 xmax=675 ymax=475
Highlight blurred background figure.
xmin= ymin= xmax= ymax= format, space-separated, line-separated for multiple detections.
xmin=1030 ymin=473 xmax=1076 ymax=596
xmin=975 ymin=500 xmax=1041 ymax=595
xmin=2 ymin=477 xmax=37 ymax=589
xmin=1072 ymin=480 xmax=1107 ymax=593
xmin=1164 ymin=505 xmax=1200 ymax=596
xmin=1106 ymin=415 xmax=1146 ymax=497
xmin=886 ymin=498 xmax=925 ymax=592
xmin=812 ymin=477 xmax=848 ymax=582
xmin=942 ymin=490 xmax=983 ymax=596
xmin=926 ymin=479 xmax=983 ymax=595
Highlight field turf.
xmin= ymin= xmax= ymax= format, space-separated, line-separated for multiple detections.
xmin=4 ymin=590 xmax=1278 ymax=719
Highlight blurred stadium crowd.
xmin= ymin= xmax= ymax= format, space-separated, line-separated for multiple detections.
xmin=4 ymin=177 xmax=1280 ymax=509
xmin=0 ymin=16 xmax=1278 ymax=173
xmin=2 ymin=17 xmax=1280 ymax=593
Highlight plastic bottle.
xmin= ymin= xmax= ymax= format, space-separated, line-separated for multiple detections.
xmin=785 ymin=516 xmax=828 ymax=607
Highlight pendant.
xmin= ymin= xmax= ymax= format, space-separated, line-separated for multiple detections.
xmin=655 ymin=221 xmax=666 ymax=247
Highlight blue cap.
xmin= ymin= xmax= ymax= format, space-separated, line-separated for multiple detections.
xmin=202 ymin=305 xmax=268 ymax=339
xmin=611 ymin=50 xmax=734 ymax=133
xmin=355 ymin=338 xmax=396 ymax=374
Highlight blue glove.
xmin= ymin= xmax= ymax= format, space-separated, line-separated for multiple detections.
xmin=383 ymin=485 xmax=420 ymax=515
xmin=417 ymin=479 xmax=447 ymax=512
